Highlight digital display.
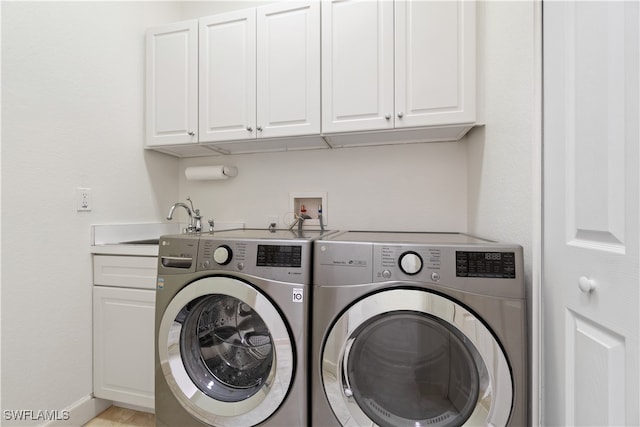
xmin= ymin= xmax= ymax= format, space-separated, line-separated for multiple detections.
xmin=456 ymin=251 xmax=516 ymax=279
xmin=257 ymin=245 xmax=302 ymax=268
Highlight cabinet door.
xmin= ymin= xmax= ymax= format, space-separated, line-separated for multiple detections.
xmin=145 ymin=21 xmax=198 ymax=147
xmin=395 ymin=0 xmax=476 ymax=128
xmin=257 ymin=1 xmax=320 ymax=139
xmin=321 ymin=0 xmax=394 ymax=133
xmin=93 ymin=286 xmax=155 ymax=409
xmin=200 ymin=10 xmax=257 ymax=142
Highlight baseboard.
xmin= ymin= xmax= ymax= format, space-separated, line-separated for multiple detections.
xmin=42 ymin=395 xmax=112 ymax=427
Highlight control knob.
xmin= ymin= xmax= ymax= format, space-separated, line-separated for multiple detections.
xmin=213 ymin=245 xmax=233 ymax=265
xmin=399 ymin=251 xmax=423 ymax=275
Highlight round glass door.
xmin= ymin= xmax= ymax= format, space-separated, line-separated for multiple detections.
xmin=322 ymin=289 xmax=513 ymax=427
xmin=158 ymin=276 xmax=294 ymax=427
xmin=180 ymin=294 xmax=274 ymax=402
xmin=345 ymin=312 xmax=480 ymax=426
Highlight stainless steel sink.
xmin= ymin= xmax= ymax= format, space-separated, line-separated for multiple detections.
xmin=119 ymin=239 xmax=160 ymax=245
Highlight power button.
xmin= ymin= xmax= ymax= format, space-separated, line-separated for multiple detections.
xmin=382 ymin=270 xmax=392 ymax=279
xmin=431 ymin=272 xmax=441 ymax=282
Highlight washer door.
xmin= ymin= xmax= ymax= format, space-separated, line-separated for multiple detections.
xmin=159 ymin=276 xmax=294 ymax=427
xmin=322 ymin=289 xmax=512 ymax=427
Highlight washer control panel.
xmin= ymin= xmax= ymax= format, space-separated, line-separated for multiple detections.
xmin=197 ymin=237 xmax=311 ymax=284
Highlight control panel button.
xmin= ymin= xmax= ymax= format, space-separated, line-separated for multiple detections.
xmin=382 ymin=270 xmax=392 ymax=279
xmin=213 ymin=245 xmax=232 ymax=265
xmin=431 ymin=272 xmax=441 ymax=282
xmin=399 ymin=252 xmax=423 ymax=275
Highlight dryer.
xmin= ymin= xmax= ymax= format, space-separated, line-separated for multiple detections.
xmin=311 ymin=231 xmax=527 ymax=427
xmin=155 ymin=229 xmax=330 ymax=427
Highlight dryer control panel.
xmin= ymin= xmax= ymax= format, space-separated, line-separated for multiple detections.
xmin=374 ymin=244 xmax=443 ymax=283
xmin=455 ymin=251 xmax=516 ymax=279
xmin=371 ymin=244 xmax=524 ymax=299
xmin=314 ymin=232 xmax=525 ymax=300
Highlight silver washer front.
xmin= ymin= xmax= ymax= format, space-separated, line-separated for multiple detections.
xmin=158 ymin=276 xmax=294 ymax=427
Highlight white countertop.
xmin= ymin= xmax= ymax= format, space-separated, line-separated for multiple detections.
xmin=90 ymin=222 xmax=244 ymax=256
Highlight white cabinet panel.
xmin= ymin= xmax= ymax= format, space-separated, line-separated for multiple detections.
xmin=93 ymin=255 xmax=157 ymax=290
xmin=257 ymin=1 xmax=320 ymax=138
xmin=200 ymin=2 xmax=321 ymax=148
xmin=395 ymin=0 xmax=476 ymax=128
xmin=199 ymin=10 xmax=256 ymax=143
xmin=322 ymin=0 xmax=394 ymax=133
xmin=145 ymin=21 xmax=198 ymax=147
xmin=93 ymin=286 xmax=155 ymax=410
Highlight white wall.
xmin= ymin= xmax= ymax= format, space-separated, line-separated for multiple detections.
xmin=179 ymin=142 xmax=468 ymax=232
xmin=1 ymin=3 xmax=180 ymax=425
xmin=467 ymin=1 xmax=537 ymax=275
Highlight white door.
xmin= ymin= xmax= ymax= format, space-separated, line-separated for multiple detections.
xmin=256 ymin=1 xmax=320 ymax=139
xmin=145 ymin=20 xmax=198 ymax=147
xmin=394 ymin=0 xmax=475 ymax=128
xmin=200 ymin=10 xmax=256 ymax=143
xmin=543 ymin=2 xmax=639 ymax=425
xmin=321 ymin=0 xmax=394 ymax=133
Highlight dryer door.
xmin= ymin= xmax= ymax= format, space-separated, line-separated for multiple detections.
xmin=322 ymin=288 xmax=512 ymax=427
xmin=158 ymin=276 xmax=293 ymax=427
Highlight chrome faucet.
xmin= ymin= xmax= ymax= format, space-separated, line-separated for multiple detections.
xmin=167 ymin=197 xmax=202 ymax=233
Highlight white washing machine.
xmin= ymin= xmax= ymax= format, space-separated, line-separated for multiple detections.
xmin=311 ymin=231 xmax=528 ymax=427
xmin=155 ymin=229 xmax=332 ymax=427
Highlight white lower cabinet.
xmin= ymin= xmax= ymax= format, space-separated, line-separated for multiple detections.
xmin=93 ymin=255 xmax=156 ymax=410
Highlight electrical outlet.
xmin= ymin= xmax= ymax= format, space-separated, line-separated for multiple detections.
xmin=76 ymin=187 xmax=92 ymax=211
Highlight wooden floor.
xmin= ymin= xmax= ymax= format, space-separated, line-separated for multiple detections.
xmin=83 ymin=406 xmax=155 ymax=427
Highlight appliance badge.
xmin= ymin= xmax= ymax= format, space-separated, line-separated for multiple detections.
xmin=330 ymin=259 xmax=367 ymax=267
xmin=157 ymin=278 xmax=164 ymax=289
xmin=292 ymin=288 xmax=304 ymax=303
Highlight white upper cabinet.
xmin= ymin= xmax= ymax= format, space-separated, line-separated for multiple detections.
xmin=200 ymin=1 xmax=321 ymax=145
xmin=144 ymin=0 xmax=477 ymax=156
xmin=322 ymin=0 xmax=476 ymax=136
xmin=145 ymin=21 xmax=198 ymax=147
xmin=321 ymin=0 xmax=394 ymax=133
xmin=257 ymin=1 xmax=321 ymax=139
xmin=199 ymin=10 xmax=257 ymax=143
xmin=395 ymin=0 xmax=476 ymax=128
